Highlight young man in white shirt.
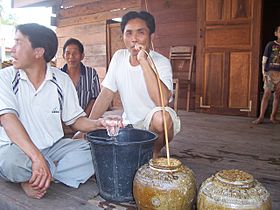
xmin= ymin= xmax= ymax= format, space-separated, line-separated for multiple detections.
xmin=82 ymin=11 xmax=180 ymax=158
xmin=0 ymin=23 xmax=107 ymax=199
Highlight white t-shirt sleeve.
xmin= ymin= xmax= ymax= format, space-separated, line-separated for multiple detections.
xmin=102 ymin=50 xmax=120 ymax=92
xmin=152 ymin=52 xmax=173 ymax=91
xmin=0 ymin=67 xmax=19 ymax=116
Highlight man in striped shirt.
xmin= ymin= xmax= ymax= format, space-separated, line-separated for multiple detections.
xmin=61 ymin=38 xmax=101 ymax=116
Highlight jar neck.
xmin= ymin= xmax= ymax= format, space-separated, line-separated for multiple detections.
xmin=149 ymin=157 xmax=182 ymax=172
xmin=215 ymin=169 xmax=255 ymax=188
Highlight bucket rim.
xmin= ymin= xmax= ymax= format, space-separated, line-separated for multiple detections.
xmin=86 ymin=128 xmax=158 ymax=145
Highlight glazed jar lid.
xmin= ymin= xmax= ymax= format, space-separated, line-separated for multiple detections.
xmin=149 ymin=157 xmax=182 ymax=172
xmin=215 ymin=169 xmax=255 ymax=188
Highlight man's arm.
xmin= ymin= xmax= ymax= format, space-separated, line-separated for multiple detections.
xmin=72 ymin=87 xmax=115 ymax=139
xmin=136 ymin=47 xmax=171 ymax=106
xmin=84 ymin=99 xmax=95 ymax=117
xmin=140 ymin=57 xmax=171 ymax=106
xmin=70 ymin=116 xmax=106 ymax=132
xmin=0 ymin=113 xmax=51 ymax=192
xmin=262 ymin=56 xmax=268 ymax=81
xmin=89 ymin=87 xmax=115 ymax=120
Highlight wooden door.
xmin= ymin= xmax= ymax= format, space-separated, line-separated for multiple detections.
xmin=106 ymin=20 xmax=125 ymax=108
xmin=196 ymin=0 xmax=262 ymax=116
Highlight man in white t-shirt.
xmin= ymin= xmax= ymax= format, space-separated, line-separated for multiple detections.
xmin=0 ymin=23 xmax=107 ymax=199
xmin=85 ymin=11 xmax=181 ymax=158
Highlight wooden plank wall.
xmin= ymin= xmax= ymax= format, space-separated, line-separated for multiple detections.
xmin=55 ymin=0 xmax=197 ymax=110
xmin=143 ymin=0 xmax=197 ymax=110
xmin=55 ymin=0 xmax=141 ymax=80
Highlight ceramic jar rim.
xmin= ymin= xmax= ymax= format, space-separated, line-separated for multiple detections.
xmin=149 ymin=157 xmax=182 ymax=172
xmin=215 ymin=169 xmax=255 ymax=188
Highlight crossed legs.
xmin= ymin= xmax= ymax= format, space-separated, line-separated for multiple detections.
xmin=0 ymin=139 xmax=94 ymax=199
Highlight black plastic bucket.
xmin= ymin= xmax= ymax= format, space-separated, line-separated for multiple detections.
xmin=86 ymin=128 xmax=157 ymax=202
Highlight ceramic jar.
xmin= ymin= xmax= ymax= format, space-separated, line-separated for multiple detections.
xmin=133 ymin=157 xmax=196 ymax=210
xmin=197 ymin=169 xmax=271 ymax=210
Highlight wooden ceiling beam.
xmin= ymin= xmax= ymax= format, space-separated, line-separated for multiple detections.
xmin=12 ymin=0 xmax=59 ymax=8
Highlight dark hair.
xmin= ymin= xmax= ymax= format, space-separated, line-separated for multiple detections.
xmin=275 ymin=25 xmax=280 ymax=32
xmin=63 ymin=38 xmax=84 ymax=54
xmin=16 ymin=23 xmax=58 ymax=63
xmin=121 ymin=11 xmax=155 ymax=34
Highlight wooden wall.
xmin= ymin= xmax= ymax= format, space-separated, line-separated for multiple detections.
xmin=55 ymin=0 xmax=141 ymax=80
xmin=55 ymin=0 xmax=197 ymax=110
xmin=144 ymin=0 xmax=197 ymax=110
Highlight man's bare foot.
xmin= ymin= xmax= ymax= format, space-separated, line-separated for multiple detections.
xmin=21 ymin=182 xmax=46 ymax=199
xmin=270 ymin=118 xmax=280 ymax=124
xmin=252 ymin=118 xmax=264 ymax=124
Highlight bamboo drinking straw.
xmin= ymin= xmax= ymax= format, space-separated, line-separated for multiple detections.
xmin=138 ymin=46 xmax=171 ymax=165
xmin=142 ymin=0 xmax=171 ymax=165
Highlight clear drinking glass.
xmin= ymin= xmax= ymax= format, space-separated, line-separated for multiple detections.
xmin=105 ymin=115 xmax=122 ymax=137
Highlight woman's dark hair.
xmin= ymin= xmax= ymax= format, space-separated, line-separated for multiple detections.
xmin=121 ymin=11 xmax=155 ymax=34
xmin=63 ymin=38 xmax=84 ymax=54
xmin=16 ymin=23 xmax=58 ymax=63
xmin=275 ymin=25 xmax=280 ymax=32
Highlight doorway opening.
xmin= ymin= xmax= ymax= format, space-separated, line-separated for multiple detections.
xmin=259 ymin=0 xmax=280 ymax=117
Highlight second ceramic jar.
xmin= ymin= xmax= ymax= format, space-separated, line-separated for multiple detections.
xmin=197 ymin=169 xmax=271 ymax=210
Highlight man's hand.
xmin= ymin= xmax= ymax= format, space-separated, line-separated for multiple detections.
xmin=71 ymin=117 xmax=107 ymax=136
xmin=73 ymin=116 xmax=123 ymax=139
xmin=135 ymin=44 xmax=148 ymax=63
xmin=29 ymin=154 xmax=52 ymax=193
xmin=95 ymin=118 xmax=107 ymax=130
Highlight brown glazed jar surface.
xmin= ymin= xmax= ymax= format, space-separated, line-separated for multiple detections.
xmin=133 ymin=157 xmax=196 ymax=210
xmin=197 ymin=169 xmax=271 ymax=210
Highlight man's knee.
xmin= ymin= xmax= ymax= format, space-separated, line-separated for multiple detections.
xmin=150 ymin=111 xmax=173 ymax=133
xmin=0 ymin=147 xmax=31 ymax=182
xmin=263 ymin=89 xmax=272 ymax=98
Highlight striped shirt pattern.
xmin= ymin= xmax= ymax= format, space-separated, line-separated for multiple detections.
xmin=62 ymin=63 xmax=101 ymax=110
